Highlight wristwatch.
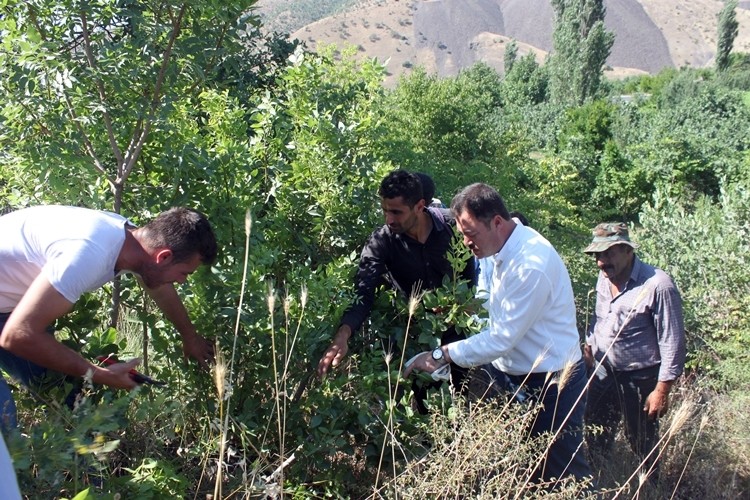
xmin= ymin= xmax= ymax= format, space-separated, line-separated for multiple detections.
xmin=431 ymin=347 xmax=446 ymax=364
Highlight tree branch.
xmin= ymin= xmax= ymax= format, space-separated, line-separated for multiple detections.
xmin=62 ymin=92 xmax=117 ymax=191
xmin=188 ymin=19 xmax=232 ymax=96
xmin=122 ymin=3 xmax=187 ymax=181
xmin=26 ymin=5 xmax=48 ymax=41
xmin=79 ymin=9 xmax=125 ymax=169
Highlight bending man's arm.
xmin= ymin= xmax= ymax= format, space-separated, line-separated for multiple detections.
xmin=448 ymin=267 xmax=551 ymax=368
xmin=0 ymin=274 xmax=138 ymax=389
xmin=145 ymin=283 xmax=213 ymax=369
xmin=318 ymin=232 xmax=389 ymax=377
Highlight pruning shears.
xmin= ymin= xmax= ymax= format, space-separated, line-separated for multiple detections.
xmin=96 ymin=355 xmax=167 ymax=387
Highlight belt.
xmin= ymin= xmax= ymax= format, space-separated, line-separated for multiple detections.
xmin=506 ymin=370 xmax=557 ymax=386
xmin=505 ymin=359 xmax=584 ymax=386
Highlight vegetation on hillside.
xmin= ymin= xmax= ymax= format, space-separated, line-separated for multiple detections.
xmin=257 ymin=0 xmax=362 ymax=35
xmin=0 ymin=0 xmax=749 ymax=498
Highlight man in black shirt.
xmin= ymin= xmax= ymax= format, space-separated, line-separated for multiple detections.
xmin=317 ymin=170 xmax=475 ymax=409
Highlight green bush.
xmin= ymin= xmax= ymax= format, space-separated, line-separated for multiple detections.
xmin=637 ymin=182 xmax=750 ymax=388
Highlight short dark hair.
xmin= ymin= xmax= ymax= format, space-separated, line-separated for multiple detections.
xmin=414 ymin=172 xmax=436 ymax=204
xmin=141 ymin=207 xmax=218 ymax=265
xmin=509 ymin=211 xmax=530 ymax=227
xmin=451 ymin=183 xmax=510 ymax=226
xmin=378 ymin=170 xmax=423 ymax=207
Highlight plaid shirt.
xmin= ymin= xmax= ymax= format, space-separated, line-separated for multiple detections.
xmin=587 ymin=256 xmax=686 ymax=381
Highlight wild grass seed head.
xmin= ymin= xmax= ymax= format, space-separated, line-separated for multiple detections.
xmin=557 ymin=357 xmax=576 ymax=391
xmin=283 ymin=289 xmax=291 ymax=318
xmin=245 ymin=209 xmax=252 ymax=237
xmin=530 ymin=350 xmax=546 ymax=374
xmin=408 ymin=287 xmax=424 ymax=317
xmin=213 ymin=348 xmax=228 ymax=401
xmin=668 ymin=398 xmax=696 ymax=437
xmin=300 ymin=284 xmax=308 ymax=309
xmin=266 ymin=280 xmax=276 ymax=314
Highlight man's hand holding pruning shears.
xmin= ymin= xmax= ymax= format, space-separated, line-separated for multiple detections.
xmin=96 ymin=355 xmax=167 ymax=387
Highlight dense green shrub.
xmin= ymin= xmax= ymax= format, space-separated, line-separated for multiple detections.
xmin=637 ymin=182 xmax=750 ymax=387
xmin=2 ymin=3 xmax=750 ymax=495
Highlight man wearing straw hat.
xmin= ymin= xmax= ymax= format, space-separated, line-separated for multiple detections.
xmin=582 ymin=222 xmax=686 ymax=478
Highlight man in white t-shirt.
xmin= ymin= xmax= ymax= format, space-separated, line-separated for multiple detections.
xmin=404 ymin=183 xmax=591 ymax=483
xmin=0 ymin=205 xmax=218 ymax=430
xmin=0 ymin=432 xmax=21 ymax=499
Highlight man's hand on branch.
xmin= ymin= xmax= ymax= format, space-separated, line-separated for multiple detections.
xmin=92 ymin=358 xmax=141 ymax=390
xmin=182 ymin=331 xmax=215 ymax=369
xmin=317 ymin=325 xmax=351 ymax=377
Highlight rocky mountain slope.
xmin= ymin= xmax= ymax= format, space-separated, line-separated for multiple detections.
xmin=258 ymin=0 xmax=750 ymax=86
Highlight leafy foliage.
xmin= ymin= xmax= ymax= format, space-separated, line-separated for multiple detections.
xmin=0 ymin=0 xmax=265 ymax=213
xmin=1 ymin=2 xmax=750 ymax=497
xmin=502 ymin=53 xmax=549 ymax=109
xmin=548 ymin=0 xmax=615 ymax=107
xmin=638 ymin=182 xmax=750 ymax=387
xmin=716 ymin=0 xmax=739 ymax=72
xmin=245 ymin=45 xmax=390 ymax=272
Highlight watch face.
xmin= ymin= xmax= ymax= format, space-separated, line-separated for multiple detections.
xmin=432 ymin=347 xmax=443 ymax=361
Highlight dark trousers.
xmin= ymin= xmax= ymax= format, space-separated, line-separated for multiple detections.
xmin=504 ymin=359 xmax=592 ymax=482
xmin=0 ymin=312 xmax=76 ymax=433
xmin=585 ymin=363 xmax=660 ymax=476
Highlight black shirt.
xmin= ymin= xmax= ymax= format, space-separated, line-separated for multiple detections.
xmin=340 ymin=207 xmax=476 ymax=333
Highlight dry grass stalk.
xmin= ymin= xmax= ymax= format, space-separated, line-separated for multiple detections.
xmin=669 ymin=414 xmax=709 ymax=500
xmin=557 ymin=357 xmax=575 ymax=392
xmin=264 ymin=281 xmax=287 ymax=497
xmin=213 ymin=348 xmax=227 ymax=403
xmin=613 ymin=398 xmax=698 ymax=499
xmin=213 ymin=207 xmax=253 ymax=500
xmin=377 ymin=397 xmax=588 ymax=499
xmin=244 ymin=280 xmax=308 ymax=499
xmin=374 ymin=283 xmax=424 ymax=497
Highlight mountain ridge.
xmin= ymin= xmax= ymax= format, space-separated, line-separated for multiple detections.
xmin=259 ymin=0 xmax=750 ymax=86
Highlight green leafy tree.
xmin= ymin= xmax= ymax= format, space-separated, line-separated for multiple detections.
xmin=0 ymin=0 xmax=263 ymax=213
xmin=716 ymin=0 xmax=739 ymax=72
xmin=638 ymin=180 xmax=750 ymax=388
xmin=642 ymin=84 xmax=749 ymax=199
xmin=386 ymin=64 xmax=504 ymax=164
xmin=243 ymin=45 xmax=391 ymax=272
xmin=555 ymin=98 xmax=615 ymax=208
xmin=501 ymin=53 xmax=549 ymax=108
xmin=548 ymin=0 xmax=615 ymax=107
xmin=503 ymin=39 xmax=519 ymax=74
xmin=383 ymin=63 xmax=532 ymax=201
xmin=0 ymin=1 xmax=297 ymax=326
xmin=590 ymin=140 xmax=649 ymax=220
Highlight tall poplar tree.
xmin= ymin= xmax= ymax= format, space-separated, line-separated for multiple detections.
xmin=548 ymin=0 xmax=614 ymax=107
xmin=716 ymin=0 xmax=739 ymax=72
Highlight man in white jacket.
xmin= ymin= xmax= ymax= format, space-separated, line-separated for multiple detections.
xmin=405 ymin=183 xmax=591 ymax=482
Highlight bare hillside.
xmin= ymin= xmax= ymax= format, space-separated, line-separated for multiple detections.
xmin=258 ymin=0 xmax=750 ymax=87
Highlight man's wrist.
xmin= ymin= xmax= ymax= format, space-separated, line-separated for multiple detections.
xmin=654 ymin=380 xmax=674 ymax=395
xmin=89 ymin=364 xmax=107 ymax=384
xmin=441 ymin=346 xmax=452 ymax=364
xmin=335 ymin=325 xmax=352 ymax=342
